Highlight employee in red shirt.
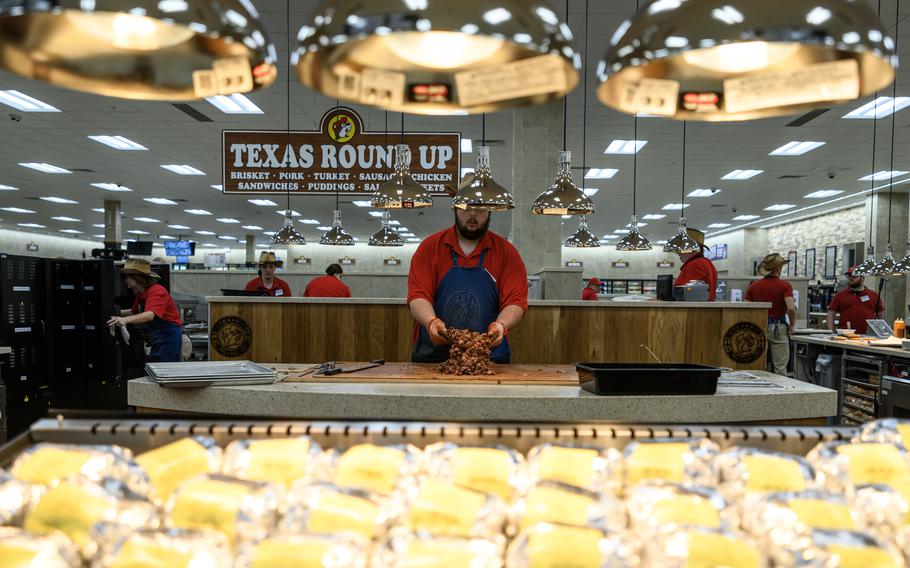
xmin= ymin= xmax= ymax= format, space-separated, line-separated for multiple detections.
xmin=304 ymin=263 xmax=352 ymax=297
xmin=583 ymin=278 xmax=601 ymax=301
xmin=673 ymin=228 xmax=718 ymax=300
xmin=407 ymin=209 xmax=528 ymax=363
xmin=245 ymin=251 xmax=292 ymax=297
xmin=107 ymin=258 xmax=183 ymax=362
xmin=745 ymin=253 xmax=797 ymax=375
xmin=827 ymin=266 xmax=884 ymax=334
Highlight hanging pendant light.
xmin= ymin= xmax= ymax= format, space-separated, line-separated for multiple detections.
xmin=320 ymin=210 xmax=355 ymax=246
xmin=663 ymin=121 xmax=699 ymax=253
xmin=453 ymin=145 xmax=515 ymax=211
xmin=617 ymin=215 xmax=652 ymax=251
xmin=871 ymin=243 xmax=897 ymax=277
xmin=271 ymin=210 xmax=306 ymax=245
xmin=294 ymin=0 xmax=579 ymax=115
xmin=371 ymin=144 xmax=433 ymax=209
xmin=597 ymin=0 xmax=896 ymax=121
xmin=565 ymin=215 xmax=600 ymax=248
xmin=0 ymin=0 xmax=277 ymax=100
xmin=368 ymin=211 xmax=404 ymax=247
xmin=892 ymin=243 xmax=910 ymax=275
xmin=531 ymin=150 xmax=595 ymax=215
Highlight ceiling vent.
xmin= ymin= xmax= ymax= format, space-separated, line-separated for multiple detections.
xmin=172 ymin=103 xmax=213 ymax=122
xmin=786 ymin=108 xmax=829 ymax=127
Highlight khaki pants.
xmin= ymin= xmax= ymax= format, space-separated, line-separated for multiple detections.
xmin=767 ymin=323 xmax=790 ymax=376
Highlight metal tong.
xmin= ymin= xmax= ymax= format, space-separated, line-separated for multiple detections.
xmin=314 ymin=359 xmax=385 ymax=376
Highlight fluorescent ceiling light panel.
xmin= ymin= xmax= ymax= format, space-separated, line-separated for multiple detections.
xmin=626 ymin=222 xmax=647 ymax=227
xmin=732 ymin=214 xmax=760 ymax=221
xmin=804 ymin=189 xmax=844 ymax=198
xmin=159 ymin=235 xmax=177 ymax=240
xmin=461 ymin=167 xmax=475 ymax=178
xmin=168 ymin=224 xmax=190 ymax=230
xmin=211 ymin=185 xmax=223 ymax=191
xmin=406 ymin=238 xmax=421 ymax=242
xmin=765 ymin=204 xmax=796 ymax=211
xmin=202 ymin=243 xmax=218 ymax=247
xmin=0 ymin=184 xmax=17 ymax=191
xmin=217 ymin=235 xmax=237 ymax=240
xmin=461 ymin=139 xmax=473 ymax=153
xmin=143 ymin=197 xmax=177 ymax=205
xmin=19 ymin=162 xmax=70 ymax=174
xmin=604 ymin=139 xmax=647 ymax=154
xmin=722 ymin=169 xmax=763 ymax=180
xmin=401 ymin=232 xmax=416 ymax=237
xmin=613 ymin=229 xmax=629 ymax=234
xmin=134 ymin=217 xmax=160 ymax=223
xmin=843 ymin=96 xmax=910 ymax=119
xmin=91 ymin=182 xmax=132 ymax=192
xmin=276 ymin=209 xmax=301 ymax=217
xmin=352 ymin=200 xmax=372 ymax=207
xmin=195 ymin=230 xmax=215 ymax=235
xmin=397 ymin=227 xmax=409 ymax=232
xmin=769 ymin=141 xmax=825 ymax=156
xmin=92 ymin=208 xmax=105 ymax=213
xmin=368 ymin=211 xmax=384 ymax=217
xmin=39 ymin=196 xmax=77 ymax=204
xmin=388 ymin=220 xmax=401 ymax=226
xmin=59 ymin=229 xmax=82 ymax=234
xmin=859 ymin=170 xmax=908 ymax=181
xmin=585 ymin=168 xmax=619 ymax=179
xmin=127 ymin=229 xmax=150 ymax=235
xmin=88 ymin=135 xmax=147 ymax=150
xmin=248 ymin=199 xmax=276 ymax=206
xmin=687 ymin=189 xmax=720 ymax=197
xmin=583 ymin=188 xmax=599 ymax=196
xmin=92 ymin=234 xmax=105 ymax=239
xmin=2 ymin=207 xmax=35 ymax=213
xmin=316 ymin=226 xmax=332 ymax=231
xmin=707 ymin=223 xmax=731 ymax=228
xmin=161 ymin=164 xmax=205 ymax=175
xmin=51 ymin=216 xmax=80 ymax=222
xmin=0 ymin=90 xmax=59 ymax=112
xmin=242 ymin=225 xmax=263 ymax=230
xmin=641 ymin=213 xmax=666 ymax=220
xmin=185 ymin=209 xmax=211 ymax=215
xmin=92 ymin=224 xmax=104 ymax=228
xmin=205 ymin=94 xmax=263 ymax=114
xmin=662 ymin=203 xmax=690 ymax=210
xmin=299 ymin=219 xmax=320 ymax=224
xmin=217 ymin=218 xmax=240 ymax=224
xmin=17 ymin=223 xmax=45 ymax=228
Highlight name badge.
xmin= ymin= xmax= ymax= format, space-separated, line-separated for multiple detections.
xmin=275 ymin=289 xmax=284 ymax=296
xmin=861 ymin=295 xmax=871 ymax=302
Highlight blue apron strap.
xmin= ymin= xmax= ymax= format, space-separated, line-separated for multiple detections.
xmin=477 ymin=250 xmax=487 ymax=267
xmin=450 ymin=250 xmax=459 ymax=267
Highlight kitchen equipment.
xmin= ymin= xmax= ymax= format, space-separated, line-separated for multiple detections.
xmin=576 ymin=363 xmax=721 ymax=395
xmin=315 ymin=359 xmax=386 ymax=376
xmin=656 ymin=274 xmax=674 ymax=301
xmin=881 ymin=376 xmax=910 ymax=418
xmin=145 ymin=361 xmax=277 ymax=388
xmin=673 ymin=281 xmax=710 ymax=302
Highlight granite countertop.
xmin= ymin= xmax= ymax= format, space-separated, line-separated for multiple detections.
xmin=792 ymin=335 xmax=910 ymax=359
xmin=206 ymin=296 xmax=770 ymax=309
xmin=129 ymin=370 xmax=835 ymax=424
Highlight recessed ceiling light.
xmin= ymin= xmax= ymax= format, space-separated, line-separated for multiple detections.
xmin=859 ymin=170 xmax=908 ymax=181
xmin=642 ymin=213 xmax=666 ymax=220
xmin=144 ymin=197 xmax=178 ymax=206
xmin=406 ymin=237 xmax=421 ymax=242
xmin=722 ymin=169 xmax=763 ymax=180
xmin=804 ymin=189 xmax=844 ymax=198
xmin=185 ymin=209 xmax=211 ymax=215
xmin=87 ymin=135 xmax=147 ymax=150
xmin=19 ymin=162 xmax=70 ymax=174
xmin=732 ymin=214 xmax=760 ymax=221
xmin=59 ymin=229 xmax=83 ymax=234
xmin=368 ymin=211 xmax=384 ymax=217
xmin=205 ymin=93 xmax=263 ymax=114
xmin=161 ymin=164 xmax=205 ymax=175
xmin=248 ymin=199 xmax=276 ymax=206
xmin=583 ymin=188 xmax=599 ymax=196
xmin=299 ymin=219 xmax=320 ymax=224
xmin=276 ymin=209 xmax=301 ymax=217
xmin=127 ymin=229 xmax=150 ymax=235
xmin=51 ymin=216 xmax=80 ymax=222
xmin=388 ymin=220 xmax=401 ymax=226
xmin=134 ymin=217 xmax=160 ymax=223
xmin=707 ymin=223 xmax=731 ymax=228
xmin=585 ymin=168 xmax=619 ymax=179
xmin=662 ymin=203 xmax=690 ymax=210
xmin=91 ymin=182 xmax=132 ymax=192
xmin=461 ymin=139 xmax=473 ymax=153
xmin=0 ymin=90 xmax=59 ymax=112
xmin=217 ymin=218 xmax=240 ymax=224
xmin=769 ymin=141 xmax=826 ymax=156
xmin=195 ymin=230 xmax=215 ymax=235
xmin=217 ymin=235 xmax=237 ymax=240
xmin=2 ymin=207 xmax=35 ymax=214
xmin=352 ymin=200 xmax=372 ymax=207
xmin=168 ymin=224 xmax=190 ymax=230
xmin=687 ymin=189 xmax=721 ymax=197
xmin=39 ymin=196 xmax=78 ymax=204
xmin=604 ymin=140 xmax=647 ymax=154
xmin=843 ymin=96 xmax=910 ymax=119
xmin=17 ymin=222 xmax=45 ymax=228
xmin=0 ymin=184 xmax=17 ymax=191
xmin=242 ymin=225 xmax=263 ymax=230
xmin=765 ymin=204 xmax=796 ymax=211
xmin=211 ymin=185 xmax=223 ymax=191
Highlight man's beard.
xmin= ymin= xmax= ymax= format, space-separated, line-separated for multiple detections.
xmin=455 ymin=214 xmax=491 ymax=241
xmin=849 ymin=281 xmax=864 ymax=291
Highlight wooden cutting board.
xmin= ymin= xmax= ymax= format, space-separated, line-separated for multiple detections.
xmin=280 ymin=362 xmax=578 ymax=386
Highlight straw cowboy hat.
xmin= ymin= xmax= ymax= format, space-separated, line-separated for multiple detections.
xmin=758 ymin=253 xmax=789 ymax=276
xmin=121 ymin=258 xmax=160 ymax=279
xmin=686 ymin=227 xmax=707 ymax=250
xmin=258 ymin=251 xmax=284 ymax=267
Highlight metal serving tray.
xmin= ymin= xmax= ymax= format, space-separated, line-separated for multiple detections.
xmin=145 ymin=361 xmax=276 ymax=379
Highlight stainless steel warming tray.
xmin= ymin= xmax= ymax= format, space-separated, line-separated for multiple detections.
xmin=145 ymin=361 xmax=278 ymax=388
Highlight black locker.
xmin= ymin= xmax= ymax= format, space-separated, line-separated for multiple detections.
xmin=0 ymin=254 xmax=46 ymax=392
xmin=0 ymin=382 xmax=6 ymax=444
xmin=82 ymin=260 xmax=124 ymax=410
xmin=45 ymin=259 xmax=85 ymax=388
xmin=6 ymin=387 xmax=53 ymax=436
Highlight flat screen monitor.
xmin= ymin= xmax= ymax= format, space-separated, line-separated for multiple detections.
xmin=125 ymin=240 xmax=153 ymax=255
xmin=164 ymin=240 xmax=195 ymax=256
xmin=175 ymin=256 xmax=189 ymax=264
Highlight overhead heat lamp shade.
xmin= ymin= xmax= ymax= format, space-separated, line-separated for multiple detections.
xmin=663 ymin=219 xmax=701 ymax=254
xmin=893 ymin=244 xmax=910 ymax=276
xmin=368 ymin=211 xmax=404 ymax=247
xmin=615 ymin=215 xmax=652 ymax=251
xmin=319 ymin=210 xmax=355 ymax=246
xmin=371 ymin=144 xmax=433 ymax=209
xmin=564 ymin=216 xmax=600 ymax=248
xmin=597 ymin=0 xmax=896 ymax=121
xmin=0 ymin=0 xmax=278 ymax=100
xmin=271 ymin=211 xmax=306 ymax=245
xmin=453 ymin=146 xmax=514 ymax=211
xmin=531 ymin=151 xmax=595 ymax=216
xmin=293 ymin=0 xmax=580 ymax=115
xmin=871 ymin=244 xmax=897 ymax=277
xmin=852 ymin=246 xmax=877 ymax=276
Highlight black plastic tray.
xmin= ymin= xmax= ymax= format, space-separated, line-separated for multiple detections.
xmin=576 ymin=363 xmax=721 ymax=396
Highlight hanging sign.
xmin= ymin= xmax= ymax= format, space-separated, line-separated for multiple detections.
xmin=565 ymin=260 xmax=583 ymax=268
xmin=384 ymin=258 xmax=401 ymax=266
xmin=657 ymin=260 xmax=675 ymax=269
xmin=612 ymin=261 xmax=629 ymax=269
xmin=339 ymin=257 xmax=356 ymax=265
xmin=223 ymin=107 xmax=460 ymax=196
xmin=293 ymin=257 xmax=311 ymax=265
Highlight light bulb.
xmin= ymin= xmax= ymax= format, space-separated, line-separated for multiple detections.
xmin=682 ymin=41 xmax=800 ymax=74
xmin=66 ymin=12 xmax=195 ymax=51
xmin=384 ymin=31 xmax=504 ymax=69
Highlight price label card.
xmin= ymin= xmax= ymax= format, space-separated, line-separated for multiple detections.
xmin=724 ymin=59 xmax=859 ymax=114
xmin=618 ymin=77 xmax=679 ymax=116
xmin=455 ymin=55 xmax=568 ymax=108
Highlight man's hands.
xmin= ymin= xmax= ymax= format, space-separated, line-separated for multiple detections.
xmin=428 ymin=318 xmax=449 ymax=345
xmin=487 ymin=321 xmax=507 ymax=347
xmin=107 ymin=315 xmax=127 ymax=328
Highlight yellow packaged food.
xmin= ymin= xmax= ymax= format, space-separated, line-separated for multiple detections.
xmin=511 ymin=482 xmax=622 ymax=532
xmin=423 ymin=443 xmax=525 ymax=500
xmin=96 ymin=528 xmax=232 ymax=568
xmin=238 ymin=532 xmax=369 ymax=568
xmin=646 ymin=527 xmax=763 ymax=568
xmin=406 ymin=479 xmax=506 ymax=538
xmin=166 ymin=474 xmax=279 ymax=545
xmin=328 ymin=444 xmax=419 ymax=496
xmin=135 ymin=437 xmax=222 ymax=504
xmin=223 ymin=436 xmax=320 ymax=488
xmin=506 ymin=523 xmax=633 ymax=568
xmin=626 ymin=484 xmax=726 ymax=532
xmin=377 ymin=530 xmax=501 ymax=568
xmin=713 ymin=448 xmax=815 ymax=499
xmin=0 ymin=470 xmax=31 ymax=526
xmin=526 ymin=444 xmax=618 ymax=494
xmin=11 ymin=443 xmax=133 ymax=487
xmin=283 ymin=483 xmax=388 ymax=539
xmin=623 ymin=439 xmax=717 ymax=491
xmin=0 ymin=527 xmax=79 ymax=568
xmin=812 ymin=529 xmax=903 ymax=568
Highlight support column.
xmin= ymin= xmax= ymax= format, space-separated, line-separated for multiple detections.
xmin=245 ymin=234 xmax=256 ymax=264
xmin=103 ymin=200 xmax=121 ymax=248
xmin=867 ymin=192 xmax=909 ymax=323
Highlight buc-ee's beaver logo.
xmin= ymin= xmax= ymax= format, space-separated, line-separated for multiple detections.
xmin=723 ymin=322 xmax=766 ymax=363
xmin=327 ymin=113 xmax=356 ymax=143
xmin=211 ymin=316 xmax=252 ymax=357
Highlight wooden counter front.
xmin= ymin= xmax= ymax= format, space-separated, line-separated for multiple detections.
xmin=207 ymin=299 xmax=769 ymax=369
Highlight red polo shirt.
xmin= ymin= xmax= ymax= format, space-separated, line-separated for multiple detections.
xmin=744 ymin=276 xmax=793 ymax=318
xmin=131 ymin=283 xmax=182 ymax=326
xmin=304 ymin=275 xmax=352 ymax=297
xmin=582 ymin=288 xmax=598 ymax=301
xmin=244 ymin=276 xmax=292 ymax=297
xmin=828 ymin=287 xmax=883 ymax=334
xmin=675 ymin=254 xmax=718 ymax=300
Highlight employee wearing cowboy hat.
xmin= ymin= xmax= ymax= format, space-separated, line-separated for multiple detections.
xmin=745 ymin=253 xmax=797 ymax=375
xmin=107 ymin=258 xmax=184 ymax=363
xmin=827 ymin=265 xmax=884 ymax=334
xmin=245 ymin=251 xmax=292 ymax=297
xmin=673 ymin=228 xmax=718 ymax=301
xmin=583 ymin=278 xmax=601 ymax=301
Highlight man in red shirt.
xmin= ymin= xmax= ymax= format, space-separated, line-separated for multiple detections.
xmin=582 ymin=278 xmax=601 ymax=301
xmin=745 ymin=253 xmax=797 ymax=375
xmin=673 ymin=228 xmax=718 ymax=300
xmin=407 ymin=209 xmax=528 ymax=363
xmin=304 ymin=263 xmax=352 ymax=297
xmin=245 ymin=251 xmax=292 ymax=297
xmin=828 ymin=266 xmax=884 ymax=334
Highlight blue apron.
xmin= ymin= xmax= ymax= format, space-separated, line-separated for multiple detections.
xmin=412 ymin=250 xmax=510 ymax=363
xmin=138 ymin=296 xmax=183 ymax=363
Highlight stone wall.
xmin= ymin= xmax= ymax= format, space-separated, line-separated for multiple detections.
xmin=765 ymin=206 xmax=865 ymax=281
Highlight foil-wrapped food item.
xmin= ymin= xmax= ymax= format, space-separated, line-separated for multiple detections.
xmin=620 ymin=439 xmax=717 ymax=492
xmin=714 ymin=448 xmax=816 ymax=500
xmin=626 ymin=483 xmax=727 ymax=533
xmin=644 ymin=526 xmax=764 ymax=567
xmin=510 ymin=481 xmax=624 ymax=534
xmin=223 ymin=436 xmax=321 ymax=489
xmin=283 ymin=482 xmax=393 ymax=540
xmin=10 ymin=443 xmax=134 ymax=488
xmin=375 ymin=529 xmax=503 ymax=568
xmin=422 ymin=443 xmax=526 ymax=501
xmin=134 ymin=437 xmax=223 ymax=504
xmin=0 ymin=469 xmax=31 ymax=526
xmin=321 ymin=443 xmax=421 ymax=497
xmin=94 ymin=528 xmax=232 ymax=568
xmin=507 ymin=523 xmax=636 ymax=568
xmin=526 ymin=444 xmax=619 ymax=494
xmin=810 ymin=529 xmax=904 ymax=568
xmin=404 ymin=478 xmax=507 ymax=538
xmin=856 ymin=418 xmax=910 ymax=449
xmin=165 ymin=474 xmax=280 ymax=546
xmin=0 ymin=526 xmax=80 ymax=568
xmin=238 ymin=532 xmax=370 ymax=568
